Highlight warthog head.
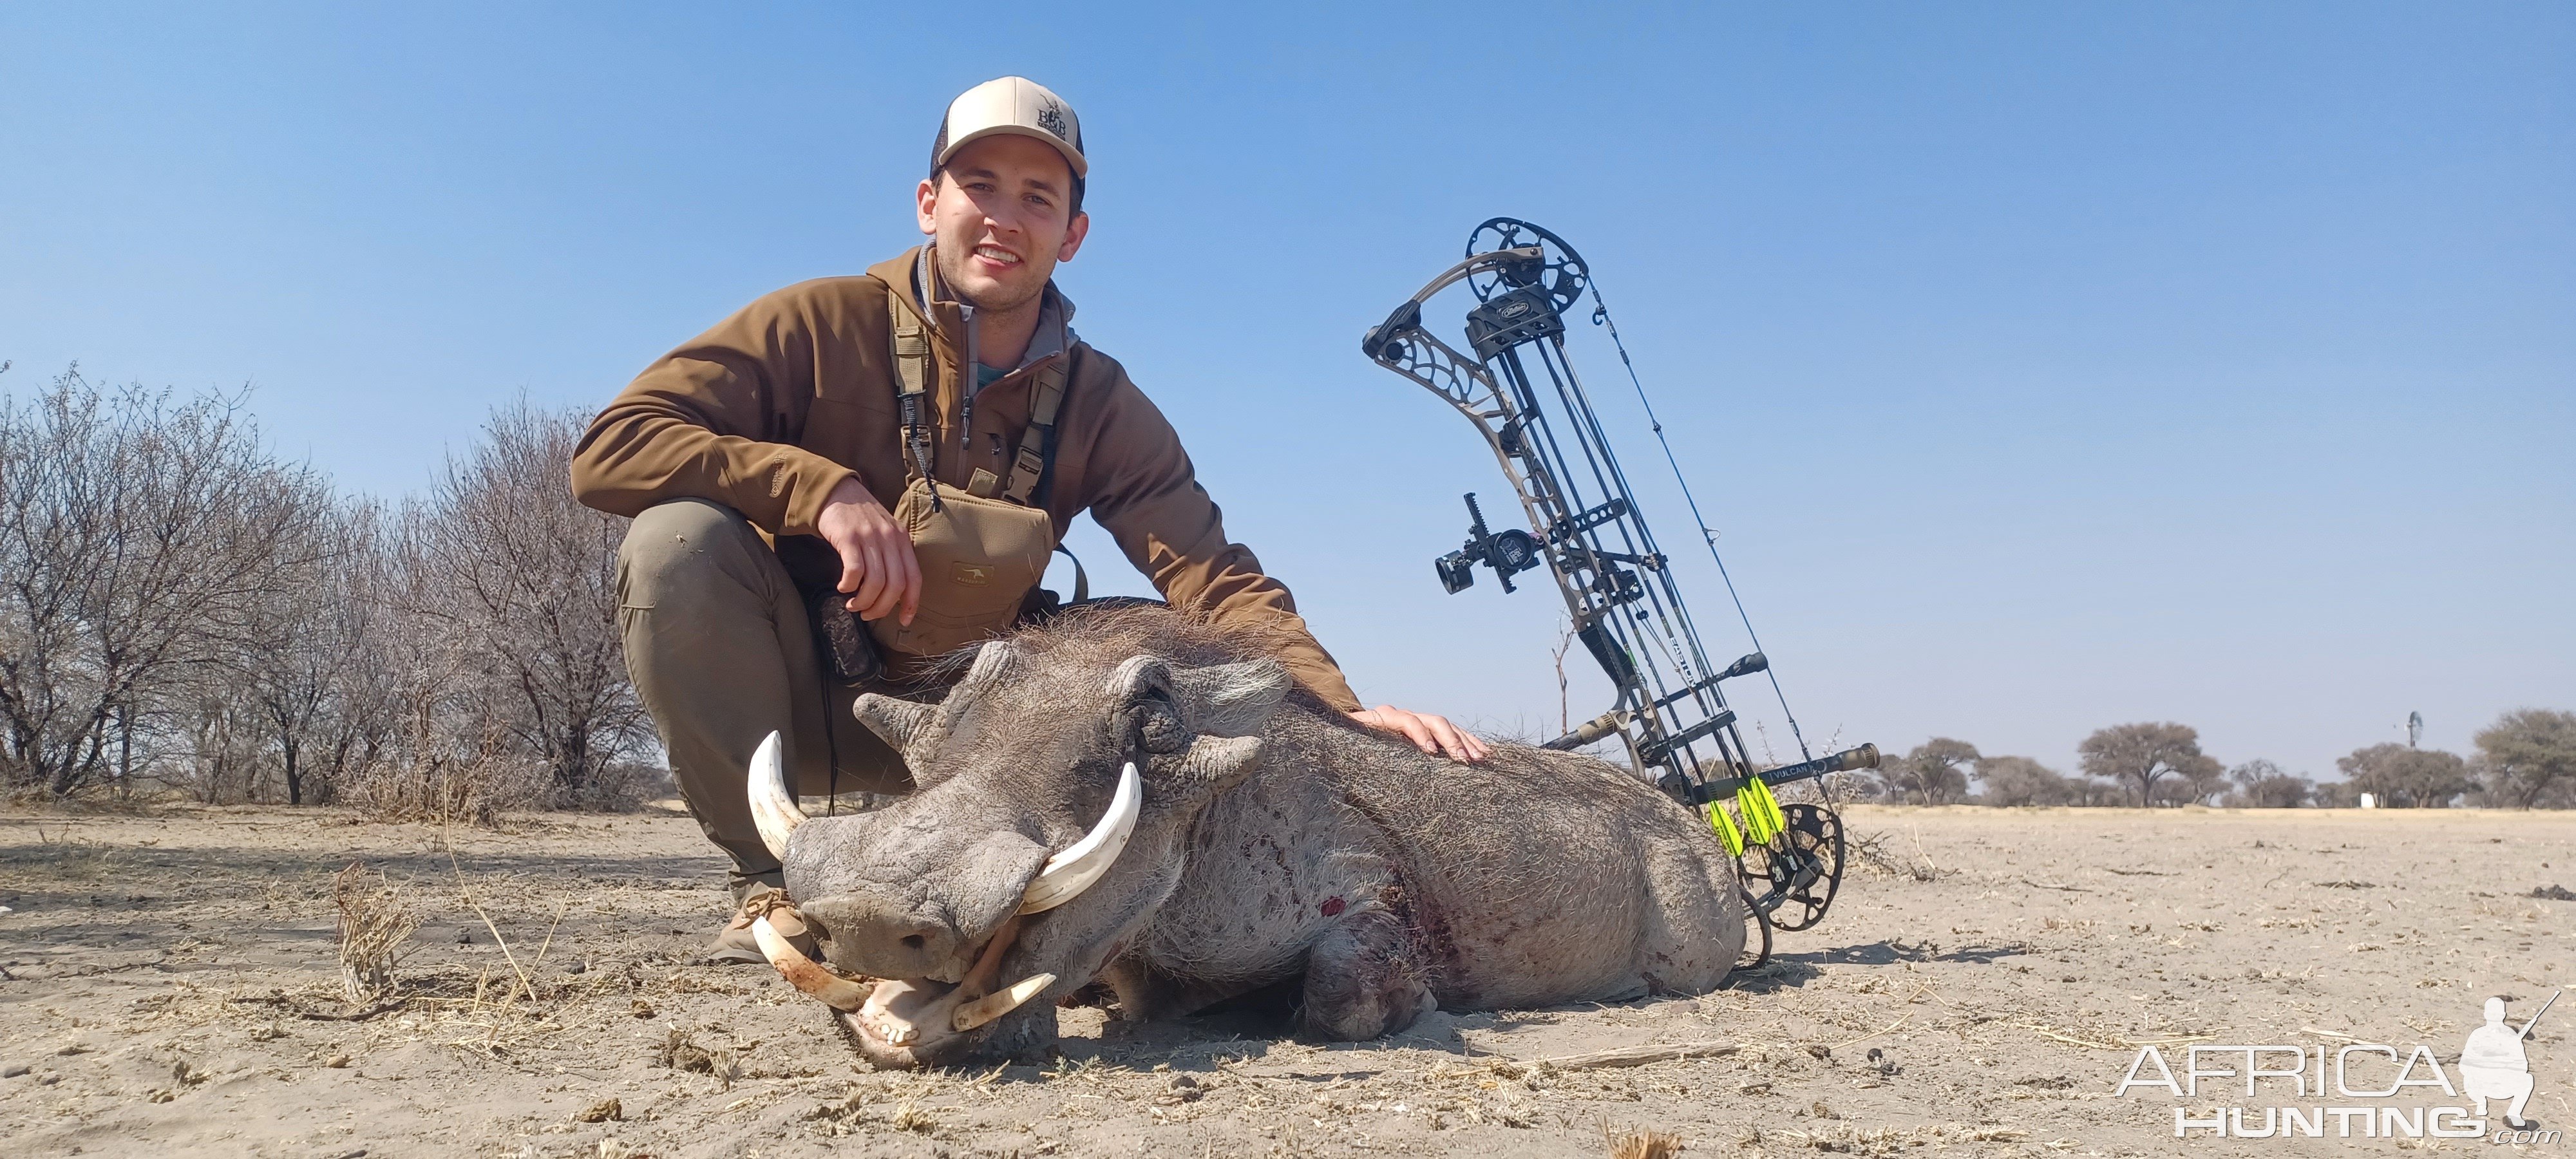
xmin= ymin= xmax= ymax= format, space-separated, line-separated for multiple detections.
xmin=743 ymin=612 xmax=1296 ymax=1068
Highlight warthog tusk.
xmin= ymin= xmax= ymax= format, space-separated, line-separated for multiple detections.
xmin=752 ymin=915 xmax=867 ymax=1011
xmin=959 ymin=914 xmax=1022 ymax=995
xmin=952 ymin=973 xmax=1056 ymax=1032
xmin=746 ymin=731 xmax=805 ymax=860
xmin=1018 ymin=761 xmax=1141 ymax=914
xmin=853 ymin=918 xmax=1027 ymax=1048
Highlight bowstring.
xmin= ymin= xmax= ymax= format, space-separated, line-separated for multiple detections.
xmin=1587 ymin=287 xmax=1812 ymax=766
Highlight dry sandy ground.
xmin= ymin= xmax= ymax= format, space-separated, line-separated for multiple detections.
xmin=2 ymin=803 xmax=2569 ymax=1158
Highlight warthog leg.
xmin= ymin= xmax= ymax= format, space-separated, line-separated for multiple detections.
xmin=1299 ymin=908 xmax=1438 ymax=1041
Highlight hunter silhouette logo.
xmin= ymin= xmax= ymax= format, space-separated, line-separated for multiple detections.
xmin=2463 ymin=992 xmax=2553 ymax=1130
xmin=2114 ymin=990 xmax=2560 ymax=1142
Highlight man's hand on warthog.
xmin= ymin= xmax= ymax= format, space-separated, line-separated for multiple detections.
xmin=817 ymin=476 xmax=920 ymax=625
xmin=1350 ymin=705 xmax=1490 ymax=763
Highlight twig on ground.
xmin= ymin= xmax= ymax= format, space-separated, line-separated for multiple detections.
xmin=2022 ymin=1024 xmax=2124 ymax=1050
xmin=529 ymin=906 xmax=565 ymax=972
xmin=448 ymin=853 xmax=538 ymax=1005
xmin=1517 ymin=1041 xmax=1739 ymax=1070
xmin=1832 ymin=1012 xmax=1914 ymax=1051
xmin=2021 ymin=1022 xmax=2215 ymax=1050
xmin=299 ymin=999 xmax=409 ymax=1022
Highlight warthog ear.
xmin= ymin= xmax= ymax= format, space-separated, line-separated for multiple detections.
xmin=1168 ymin=659 xmax=1292 ymax=737
xmin=853 ymin=693 xmax=936 ymax=751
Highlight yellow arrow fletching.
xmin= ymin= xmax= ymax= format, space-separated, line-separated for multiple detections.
xmin=1708 ymin=802 xmax=1745 ymax=856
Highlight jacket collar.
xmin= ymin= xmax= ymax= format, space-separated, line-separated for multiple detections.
xmin=868 ymin=246 xmax=1077 ymax=375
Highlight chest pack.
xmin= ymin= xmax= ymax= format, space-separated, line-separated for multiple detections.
xmin=866 ymin=295 xmax=1071 ymax=658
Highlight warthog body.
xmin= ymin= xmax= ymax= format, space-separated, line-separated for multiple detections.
xmin=759 ymin=608 xmax=1746 ymax=1067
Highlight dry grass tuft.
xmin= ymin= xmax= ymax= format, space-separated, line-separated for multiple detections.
xmin=889 ymin=1099 xmax=936 ymax=1134
xmin=23 ymin=826 xmax=118 ymax=881
xmin=1607 ymin=1126 xmax=1683 ymax=1159
xmin=332 ymin=861 xmax=421 ymax=1004
xmin=655 ymin=1029 xmax=743 ymax=1088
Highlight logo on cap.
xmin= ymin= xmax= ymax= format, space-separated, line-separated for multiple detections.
xmin=1035 ymin=100 xmax=1070 ymax=143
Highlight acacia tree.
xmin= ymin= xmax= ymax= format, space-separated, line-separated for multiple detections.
xmin=2177 ymin=753 xmax=2235 ymax=806
xmin=2226 ymin=758 xmax=2313 ymax=808
xmin=2337 ymin=743 xmax=2472 ymax=808
xmin=2078 ymin=722 xmax=2221 ymax=807
xmin=1877 ymin=737 xmax=1978 ymax=805
xmin=1975 ymin=755 xmax=2074 ymax=806
xmin=0 ymin=370 xmax=334 ymax=796
xmin=2475 ymin=709 xmax=2576 ymax=809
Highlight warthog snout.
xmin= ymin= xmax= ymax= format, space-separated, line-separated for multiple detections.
xmin=779 ymin=822 xmax=1054 ymax=982
xmin=795 ymin=891 xmax=973 ymax=981
xmin=744 ymin=627 xmax=1303 ymax=1068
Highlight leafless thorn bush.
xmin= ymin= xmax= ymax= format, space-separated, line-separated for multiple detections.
xmin=343 ymin=717 xmax=531 ymax=829
xmin=332 ymin=861 xmax=421 ymax=1004
xmin=1850 ymin=831 xmax=1937 ymax=881
xmin=2 ymin=372 xmax=658 ymax=814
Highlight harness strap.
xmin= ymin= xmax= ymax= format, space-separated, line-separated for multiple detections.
xmin=889 ymin=296 xmax=942 ymax=509
xmin=888 ymin=279 xmax=1068 ymax=509
xmin=1003 ymin=359 xmax=1068 ymax=504
xmin=1054 ymin=543 xmax=1089 ymax=603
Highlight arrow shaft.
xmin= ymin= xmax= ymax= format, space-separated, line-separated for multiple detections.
xmin=2516 ymin=988 xmax=2559 ymax=1040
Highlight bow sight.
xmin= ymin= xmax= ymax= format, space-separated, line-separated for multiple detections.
xmin=1363 ymin=218 xmax=1882 ymax=960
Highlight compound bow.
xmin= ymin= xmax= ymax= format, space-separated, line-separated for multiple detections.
xmin=1363 ymin=218 xmax=1880 ymax=959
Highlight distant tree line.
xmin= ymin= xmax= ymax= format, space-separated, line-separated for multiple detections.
xmin=1863 ymin=713 xmax=2576 ymax=809
xmin=0 ymin=367 xmax=653 ymax=815
xmin=10 ymin=366 xmax=2569 ymax=816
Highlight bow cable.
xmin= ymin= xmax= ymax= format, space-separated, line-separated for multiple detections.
xmin=1586 ymin=289 xmax=1813 ymax=766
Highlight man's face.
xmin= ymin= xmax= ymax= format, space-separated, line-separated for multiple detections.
xmin=916 ymin=134 xmax=1088 ymax=314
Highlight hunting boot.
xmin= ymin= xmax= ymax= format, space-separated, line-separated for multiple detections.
xmin=703 ymin=879 xmax=788 ymax=966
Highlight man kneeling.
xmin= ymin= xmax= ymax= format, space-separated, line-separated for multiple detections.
xmin=571 ymin=76 xmax=1486 ymax=962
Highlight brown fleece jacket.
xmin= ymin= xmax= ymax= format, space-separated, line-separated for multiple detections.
xmin=570 ymin=248 xmax=1362 ymax=711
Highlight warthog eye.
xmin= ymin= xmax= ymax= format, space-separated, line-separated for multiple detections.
xmin=1138 ymin=697 xmax=1191 ymax=755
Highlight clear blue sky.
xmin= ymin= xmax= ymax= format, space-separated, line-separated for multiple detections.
xmin=5 ymin=3 xmax=2569 ymax=784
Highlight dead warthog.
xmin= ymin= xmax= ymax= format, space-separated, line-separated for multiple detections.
xmin=745 ymin=608 xmax=1747 ymax=1068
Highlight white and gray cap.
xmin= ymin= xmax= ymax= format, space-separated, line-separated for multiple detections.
xmin=933 ymin=76 xmax=1086 ymax=178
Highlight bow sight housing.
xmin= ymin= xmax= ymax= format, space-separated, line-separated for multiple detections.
xmin=1364 ymin=218 xmax=1881 ymax=956
xmin=1433 ymin=493 xmax=1542 ymax=594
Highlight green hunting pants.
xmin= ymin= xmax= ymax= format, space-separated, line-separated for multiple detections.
xmin=616 ymin=498 xmax=913 ymax=890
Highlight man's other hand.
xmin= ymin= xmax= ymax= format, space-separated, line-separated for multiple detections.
xmin=1351 ymin=705 xmax=1490 ymax=764
xmin=816 ymin=476 xmax=919 ymax=625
